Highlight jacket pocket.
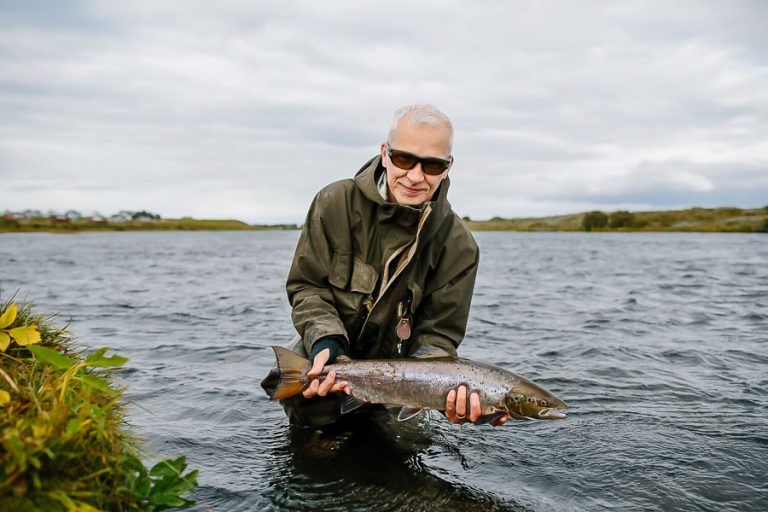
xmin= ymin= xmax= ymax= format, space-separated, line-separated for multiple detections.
xmin=328 ymin=252 xmax=351 ymax=289
xmin=350 ymin=257 xmax=378 ymax=295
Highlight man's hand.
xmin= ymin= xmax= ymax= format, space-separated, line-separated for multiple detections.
xmin=445 ymin=385 xmax=508 ymax=426
xmin=302 ymin=348 xmax=350 ymax=399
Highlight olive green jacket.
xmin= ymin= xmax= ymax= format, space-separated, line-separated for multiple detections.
xmin=286 ymin=155 xmax=479 ymax=360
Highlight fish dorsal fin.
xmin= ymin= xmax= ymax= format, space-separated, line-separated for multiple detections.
xmin=341 ymin=395 xmax=368 ymax=415
xmin=397 ymin=406 xmax=424 ymax=421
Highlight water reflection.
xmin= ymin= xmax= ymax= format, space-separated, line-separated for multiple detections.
xmin=263 ymin=408 xmax=527 ymax=512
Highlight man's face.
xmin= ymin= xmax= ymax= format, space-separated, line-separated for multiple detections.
xmin=380 ymin=119 xmax=453 ymax=205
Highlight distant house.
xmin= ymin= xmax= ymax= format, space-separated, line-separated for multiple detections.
xmin=109 ymin=211 xmax=134 ymax=223
xmin=23 ymin=210 xmax=44 ymax=220
xmin=65 ymin=210 xmax=82 ymax=221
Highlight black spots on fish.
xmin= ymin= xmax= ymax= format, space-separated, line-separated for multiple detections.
xmin=523 ymin=396 xmax=549 ymax=407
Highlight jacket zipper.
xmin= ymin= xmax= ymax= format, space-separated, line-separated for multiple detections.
xmin=357 ymin=205 xmax=432 ymax=346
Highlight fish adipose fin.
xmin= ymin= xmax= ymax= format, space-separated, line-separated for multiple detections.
xmin=269 ymin=346 xmax=311 ymax=400
xmin=340 ymin=395 xmax=368 ymax=414
xmin=473 ymin=411 xmax=507 ymax=425
xmin=397 ymin=406 xmax=424 ymax=421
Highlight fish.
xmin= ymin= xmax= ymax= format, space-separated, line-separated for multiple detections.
xmin=266 ymin=346 xmax=567 ymax=423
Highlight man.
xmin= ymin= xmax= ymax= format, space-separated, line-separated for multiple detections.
xmin=264 ymin=104 xmax=507 ymax=427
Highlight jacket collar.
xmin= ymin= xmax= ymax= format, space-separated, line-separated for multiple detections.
xmin=353 ymin=155 xmax=452 ymax=234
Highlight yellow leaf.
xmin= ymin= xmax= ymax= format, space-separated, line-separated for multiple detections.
xmin=0 ymin=389 xmax=9 ymax=407
xmin=71 ymin=502 xmax=102 ymax=512
xmin=0 ymin=303 xmax=16 ymax=329
xmin=0 ymin=332 xmax=10 ymax=352
xmin=32 ymin=423 xmax=49 ymax=439
xmin=9 ymin=325 xmax=41 ymax=346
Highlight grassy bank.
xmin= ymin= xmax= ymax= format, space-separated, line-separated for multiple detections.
xmin=465 ymin=207 xmax=768 ymax=233
xmin=0 ymin=300 xmax=197 ymax=511
xmin=0 ymin=217 xmax=298 ymax=233
xmin=5 ymin=207 xmax=767 ymax=234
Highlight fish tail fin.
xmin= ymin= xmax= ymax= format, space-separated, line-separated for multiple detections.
xmin=269 ymin=346 xmax=311 ymax=400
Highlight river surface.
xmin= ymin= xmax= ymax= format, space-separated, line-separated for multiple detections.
xmin=1 ymin=231 xmax=767 ymax=511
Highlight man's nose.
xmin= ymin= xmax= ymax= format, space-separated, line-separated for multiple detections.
xmin=407 ymin=163 xmax=425 ymax=183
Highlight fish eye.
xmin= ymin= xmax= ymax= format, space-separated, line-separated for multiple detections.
xmin=539 ymin=400 xmax=548 ymax=407
xmin=512 ymin=396 xmax=521 ymax=402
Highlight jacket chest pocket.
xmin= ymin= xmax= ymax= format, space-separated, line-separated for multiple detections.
xmin=328 ymin=253 xmax=379 ymax=302
xmin=329 ymin=253 xmax=379 ymax=332
xmin=350 ymin=257 xmax=378 ymax=294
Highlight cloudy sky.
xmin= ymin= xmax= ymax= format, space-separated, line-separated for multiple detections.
xmin=1 ymin=1 xmax=766 ymax=223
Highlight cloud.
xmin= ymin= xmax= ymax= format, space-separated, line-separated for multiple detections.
xmin=1 ymin=0 xmax=766 ymax=222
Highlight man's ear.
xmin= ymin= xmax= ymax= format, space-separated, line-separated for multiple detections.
xmin=380 ymin=143 xmax=388 ymax=166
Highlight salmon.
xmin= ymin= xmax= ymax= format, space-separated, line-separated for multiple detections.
xmin=266 ymin=346 xmax=567 ymax=423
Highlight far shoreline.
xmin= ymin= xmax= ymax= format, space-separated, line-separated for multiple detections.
xmin=0 ymin=218 xmax=299 ymax=234
xmin=2 ymin=206 xmax=766 ymax=234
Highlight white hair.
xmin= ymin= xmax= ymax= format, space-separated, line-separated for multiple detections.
xmin=387 ymin=104 xmax=454 ymax=154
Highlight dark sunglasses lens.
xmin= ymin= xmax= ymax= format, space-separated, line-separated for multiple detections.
xmin=389 ymin=148 xmax=450 ymax=175
xmin=390 ymin=151 xmax=418 ymax=170
xmin=421 ymin=159 xmax=450 ymax=175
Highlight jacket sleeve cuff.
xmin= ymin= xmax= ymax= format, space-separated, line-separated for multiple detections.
xmin=309 ymin=336 xmax=346 ymax=364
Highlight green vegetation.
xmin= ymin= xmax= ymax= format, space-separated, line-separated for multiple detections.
xmin=0 ymin=217 xmax=297 ymax=233
xmin=582 ymin=211 xmax=609 ymax=231
xmin=0 ymin=300 xmax=198 ymax=511
xmin=4 ymin=207 xmax=766 ymax=234
xmin=465 ymin=207 xmax=768 ymax=233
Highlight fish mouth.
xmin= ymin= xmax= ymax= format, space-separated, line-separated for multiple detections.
xmin=538 ymin=407 xmax=567 ymax=420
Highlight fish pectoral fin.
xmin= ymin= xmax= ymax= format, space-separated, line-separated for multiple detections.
xmin=473 ymin=411 xmax=507 ymax=425
xmin=397 ymin=406 xmax=424 ymax=422
xmin=340 ymin=395 xmax=368 ymax=415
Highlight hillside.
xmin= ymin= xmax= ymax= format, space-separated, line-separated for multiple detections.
xmin=0 ymin=217 xmax=296 ymax=233
xmin=464 ymin=207 xmax=768 ymax=232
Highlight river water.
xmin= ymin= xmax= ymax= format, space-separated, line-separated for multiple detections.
xmin=1 ymin=231 xmax=766 ymax=511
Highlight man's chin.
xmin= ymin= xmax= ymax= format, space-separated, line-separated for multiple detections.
xmin=393 ymin=189 xmax=428 ymax=205
xmin=396 ymin=196 xmax=425 ymax=206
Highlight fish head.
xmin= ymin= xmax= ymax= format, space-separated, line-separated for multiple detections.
xmin=503 ymin=378 xmax=568 ymax=420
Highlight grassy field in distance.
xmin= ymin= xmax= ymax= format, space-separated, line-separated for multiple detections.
xmin=0 ymin=217 xmax=298 ymax=233
xmin=464 ymin=207 xmax=768 ymax=233
xmin=2 ymin=207 xmax=766 ymax=233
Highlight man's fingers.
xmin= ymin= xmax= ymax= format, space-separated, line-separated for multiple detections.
xmin=491 ymin=415 xmax=508 ymax=427
xmin=317 ymin=370 xmax=336 ymax=396
xmin=331 ymin=380 xmax=350 ymax=394
xmin=469 ymin=391 xmax=481 ymax=423
xmin=455 ymin=385 xmax=467 ymax=419
xmin=302 ymin=379 xmax=320 ymax=398
xmin=445 ymin=389 xmax=457 ymax=421
xmin=307 ymin=348 xmax=330 ymax=377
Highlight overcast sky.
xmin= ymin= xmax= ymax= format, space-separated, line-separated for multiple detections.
xmin=1 ymin=1 xmax=766 ymax=223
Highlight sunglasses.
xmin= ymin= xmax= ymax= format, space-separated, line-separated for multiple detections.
xmin=386 ymin=145 xmax=452 ymax=175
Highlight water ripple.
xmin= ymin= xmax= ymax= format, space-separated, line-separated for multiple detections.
xmin=2 ymin=231 xmax=767 ymax=511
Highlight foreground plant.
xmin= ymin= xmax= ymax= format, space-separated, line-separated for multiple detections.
xmin=0 ymin=301 xmax=197 ymax=511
